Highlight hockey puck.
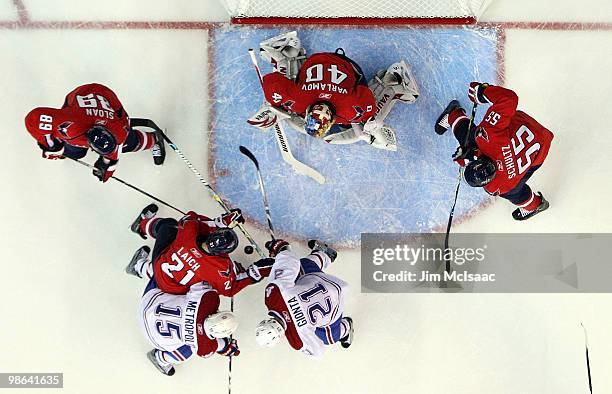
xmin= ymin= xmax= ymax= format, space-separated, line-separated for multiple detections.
xmin=244 ymin=245 xmax=254 ymax=254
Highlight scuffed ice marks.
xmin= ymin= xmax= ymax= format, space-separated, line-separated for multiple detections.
xmin=209 ymin=26 xmax=499 ymax=246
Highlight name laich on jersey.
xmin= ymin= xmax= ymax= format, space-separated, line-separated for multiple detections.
xmin=287 ymin=296 xmax=308 ymax=327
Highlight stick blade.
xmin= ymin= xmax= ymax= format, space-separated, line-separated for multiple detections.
xmin=239 ymin=145 xmax=260 ymax=168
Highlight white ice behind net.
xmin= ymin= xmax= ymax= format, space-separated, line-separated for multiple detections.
xmin=222 ymin=0 xmax=492 ymax=20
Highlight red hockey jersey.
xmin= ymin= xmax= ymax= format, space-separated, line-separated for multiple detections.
xmin=262 ymin=52 xmax=376 ymax=125
xmin=152 ymin=211 xmax=255 ymax=296
xmin=474 ymin=86 xmax=554 ymax=195
xmin=24 ymin=83 xmax=130 ymax=161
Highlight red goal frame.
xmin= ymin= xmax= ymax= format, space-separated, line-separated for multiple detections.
xmin=230 ymin=16 xmax=477 ymax=25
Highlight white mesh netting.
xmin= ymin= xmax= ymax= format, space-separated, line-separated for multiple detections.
xmin=222 ymin=0 xmax=492 ymax=21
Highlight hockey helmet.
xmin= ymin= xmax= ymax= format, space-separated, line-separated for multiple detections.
xmin=304 ymin=102 xmax=335 ymax=138
xmin=255 ymin=316 xmax=285 ymax=347
xmin=464 ymin=156 xmax=496 ymax=187
xmin=87 ymin=125 xmax=117 ymax=155
xmin=204 ymin=311 xmax=239 ymax=338
xmin=199 ymin=228 xmax=239 ymax=255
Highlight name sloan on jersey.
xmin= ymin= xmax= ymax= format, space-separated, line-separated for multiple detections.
xmin=287 ymin=296 xmax=308 ymax=327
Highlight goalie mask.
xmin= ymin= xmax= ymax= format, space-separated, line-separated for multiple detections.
xmin=305 ymin=102 xmax=335 ymax=138
xmin=87 ymin=125 xmax=117 ymax=155
xmin=464 ymin=156 xmax=496 ymax=187
xmin=198 ymin=228 xmax=239 ymax=255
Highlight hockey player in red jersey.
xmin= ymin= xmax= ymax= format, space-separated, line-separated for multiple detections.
xmin=435 ymin=83 xmax=554 ymax=220
xmin=126 ymin=204 xmax=274 ymax=296
xmin=138 ymin=280 xmax=240 ymax=376
xmin=254 ymin=239 xmax=354 ymax=358
xmin=248 ymin=31 xmax=419 ymax=151
xmin=24 ymin=83 xmax=165 ymax=182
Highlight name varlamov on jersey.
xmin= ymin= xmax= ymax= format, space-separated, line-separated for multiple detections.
xmin=301 ymin=83 xmax=348 ymax=94
xmin=287 ymin=296 xmax=308 ymax=327
xmin=183 ymin=300 xmax=198 ymax=346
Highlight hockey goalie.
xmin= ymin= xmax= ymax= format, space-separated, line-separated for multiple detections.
xmin=248 ymin=31 xmax=419 ymax=151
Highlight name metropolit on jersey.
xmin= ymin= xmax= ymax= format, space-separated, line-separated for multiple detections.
xmin=301 ymin=82 xmax=348 ymax=95
xmin=182 ymin=300 xmax=198 ymax=346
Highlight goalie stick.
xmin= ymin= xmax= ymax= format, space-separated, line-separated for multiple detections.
xmin=239 ymin=145 xmax=276 ymax=240
xmin=443 ymin=103 xmax=478 ymax=274
xmin=129 ymin=118 xmax=266 ymax=259
xmin=247 ymin=49 xmax=326 ymax=185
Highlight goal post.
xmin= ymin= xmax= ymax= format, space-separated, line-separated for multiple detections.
xmin=221 ymin=0 xmax=493 ymax=25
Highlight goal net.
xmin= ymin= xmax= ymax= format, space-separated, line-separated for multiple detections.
xmin=222 ymin=0 xmax=493 ymax=25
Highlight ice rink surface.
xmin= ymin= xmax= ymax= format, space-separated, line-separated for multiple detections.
xmin=2 ymin=0 xmax=612 ymax=393
xmin=211 ymin=26 xmax=498 ymax=244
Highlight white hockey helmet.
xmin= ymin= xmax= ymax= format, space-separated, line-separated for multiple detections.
xmin=204 ymin=311 xmax=239 ymax=338
xmin=255 ymin=317 xmax=286 ymax=347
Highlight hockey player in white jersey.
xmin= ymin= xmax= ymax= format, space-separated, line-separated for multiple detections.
xmin=137 ymin=278 xmax=240 ymax=376
xmin=255 ymin=239 xmax=354 ymax=358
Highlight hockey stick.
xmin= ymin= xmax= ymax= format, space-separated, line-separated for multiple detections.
xmin=130 ymin=118 xmax=266 ymax=259
xmin=247 ymin=49 xmax=326 ymax=185
xmin=239 ymin=146 xmax=276 ymax=240
xmin=581 ymin=323 xmax=593 ymax=393
xmin=228 ymin=296 xmax=234 ymax=394
xmin=443 ymin=103 xmax=478 ymax=274
xmin=66 ymin=157 xmax=186 ymax=215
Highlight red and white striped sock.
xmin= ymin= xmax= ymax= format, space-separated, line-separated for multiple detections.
xmin=133 ymin=129 xmax=156 ymax=152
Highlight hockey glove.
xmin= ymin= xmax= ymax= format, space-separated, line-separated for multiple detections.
xmin=39 ymin=142 xmax=65 ymax=160
xmin=218 ymin=338 xmax=240 ymax=357
xmin=265 ymin=239 xmax=290 ymax=258
xmin=468 ymin=82 xmax=490 ymax=104
xmin=214 ymin=209 xmax=244 ymax=229
xmin=93 ymin=156 xmax=118 ymax=183
xmin=452 ymin=146 xmax=479 ymax=167
xmin=247 ymin=258 xmax=275 ymax=282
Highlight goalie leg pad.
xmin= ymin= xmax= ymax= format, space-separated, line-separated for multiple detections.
xmin=259 ymin=31 xmax=306 ymax=80
xmin=368 ymin=60 xmax=420 ymax=124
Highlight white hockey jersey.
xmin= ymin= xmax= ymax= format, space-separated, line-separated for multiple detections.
xmin=139 ymin=281 xmax=216 ymax=355
xmin=265 ymin=250 xmax=348 ymax=358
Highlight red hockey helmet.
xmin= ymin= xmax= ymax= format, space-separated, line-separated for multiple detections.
xmin=304 ymin=102 xmax=335 ymax=138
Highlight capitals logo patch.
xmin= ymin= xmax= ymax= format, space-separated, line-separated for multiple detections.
xmin=58 ymin=121 xmax=73 ymax=137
